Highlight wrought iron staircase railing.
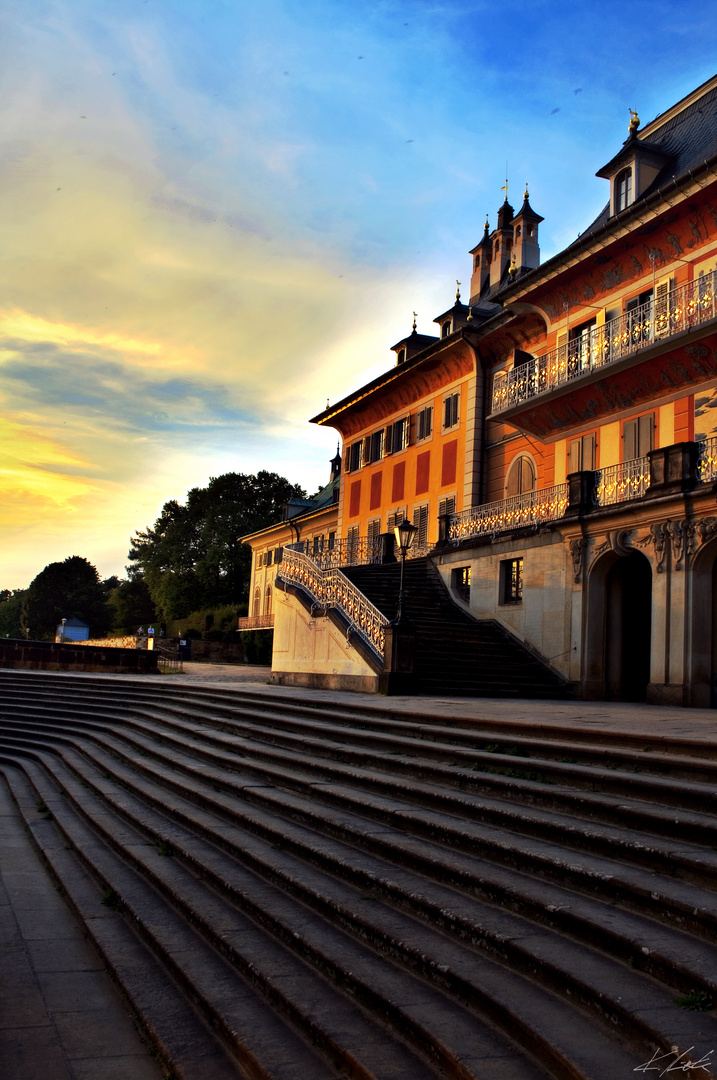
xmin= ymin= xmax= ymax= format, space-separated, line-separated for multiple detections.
xmin=279 ymin=547 xmax=389 ymax=661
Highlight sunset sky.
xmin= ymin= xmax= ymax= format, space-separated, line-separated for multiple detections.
xmin=2 ymin=0 xmax=717 ymax=588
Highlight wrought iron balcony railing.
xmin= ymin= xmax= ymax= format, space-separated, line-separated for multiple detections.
xmin=698 ymin=436 xmax=717 ymax=484
xmin=491 ymin=270 xmax=717 ymax=414
xmin=447 ymin=483 xmax=569 ymax=542
xmin=279 ymin=547 xmax=389 ymax=660
xmin=237 ymin=615 xmax=275 ymax=630
xmin=287 ymin=536 xmax=431 ymax=570
xmin=595 ymin=457 xmax=650 ymax=506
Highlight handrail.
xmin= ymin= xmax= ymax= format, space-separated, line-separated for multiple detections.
xmin=279 ymin=547 xmax=389 ymax=660
xmin=491 ymin=270 xmax=717 ymax=414
xmin=286 ymin=536 xmax=431 ymax=570
xmin=448 ymin=483 xmax=569 ymax=542
xmin=595 ymin=457 xmax=650 ymax=505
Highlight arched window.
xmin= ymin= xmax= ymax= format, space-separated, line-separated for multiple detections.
xmin=253 ymin=587 xmax=261 ymax=618
xmin=616 ymin=168 xmax=632 ymax=212
xmin=265 ymin=586 xmax=272 ymax=616
xmin=506 ymin=455 xmax=536 ymax=498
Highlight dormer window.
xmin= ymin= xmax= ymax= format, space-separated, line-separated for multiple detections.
xmin=441 ymin=321 xmax=451 ymax=338
xmin=397 ymin=347 xmax=406 ymax=364
xmin=616 ymin=167 xmax=632 ymax=211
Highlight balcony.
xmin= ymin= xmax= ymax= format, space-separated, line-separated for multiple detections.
xmin=448 ymin=484 xmax=569 ymax=541
xmin=237 ymin=615 xmax=275 ymax=630
xmin=490 ymin=272 xmax=717 ymax=438
xmin=595 ymin=457 xmax=650 ymax=505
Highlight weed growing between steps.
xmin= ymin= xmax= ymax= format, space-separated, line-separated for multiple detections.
xmin=673 ymin=990 xmax=715 ymax=1011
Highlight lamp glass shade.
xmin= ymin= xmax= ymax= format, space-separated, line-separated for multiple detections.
xmin=394 ymin=520 xmax=418 ymax=553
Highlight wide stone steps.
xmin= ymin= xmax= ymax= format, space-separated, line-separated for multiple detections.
xmin=2 ymin=671 xmax=717 ymax=1079
xmin=342 ymin=559 xmax=568 ymax=697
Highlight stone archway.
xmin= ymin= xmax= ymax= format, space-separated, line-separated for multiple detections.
xmin=586 ymin=549 xmax=652 ymax=702
xmin=688 ymin=537 xmax=717 ymax=707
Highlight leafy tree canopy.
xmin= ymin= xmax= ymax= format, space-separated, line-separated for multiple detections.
xmin=128 ymin=471 xmax=305 ymax=621
xmin=0 ymin=589 xmax=28 ymax=639
xmin=22 ymin=557 xmax=113 ymax=640
xmin=107 ymin=578 xmax=156 ymax=632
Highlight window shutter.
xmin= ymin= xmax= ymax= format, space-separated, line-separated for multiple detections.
xmin=363 ymin=436 xmax=371 ymax=464
xmin=567 ymin=439 xmax=581 ymax=475
xmin=623 ymin=418 xmax=638 ymax=461
xmin=274 ymin=547 xmax=283 ymax=564
xmin=438 ymin=496 xmax=455 ymax=518
xmin=638 ymin=413 xmax=654 ymax=457
xmin=384 ymin=425 xmax=393 ymax=455
xmin=582 ymin=433 xmax=596 ymax=471
xmin=412 ymin=504 xmax=429 ymax=545
xmin=654 ymin=275 xmax=673 ymax=335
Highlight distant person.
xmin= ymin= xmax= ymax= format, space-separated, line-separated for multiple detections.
xmin=148 ymin=626 xmax=155 ymax=637
xmin=137 ymin=626 xmax=145 ymax=636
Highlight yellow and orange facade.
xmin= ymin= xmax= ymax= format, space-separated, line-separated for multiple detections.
xmin=244 ymin=74 xmax=717 ymax=705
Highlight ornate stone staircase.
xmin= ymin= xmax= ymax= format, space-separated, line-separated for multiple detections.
xmin=342 ymin=557 xmax=569 ymax=697
xmin=2 ymin=671 xmax=717 ymax=1079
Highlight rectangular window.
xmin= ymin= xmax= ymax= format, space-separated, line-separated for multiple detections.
xmin=452 ymin=566 xmax=471 ymax=604
xmin=347 ymin=525 xmax=360 ymax=559
xmin=623 ymin=414 xmax=654 ymax=460
xmin=417 ymin=405 xmax=433 ymax=441
xmin=348 ymin=441 xmax=363 ymax=472
xmin=441 ymin=439 xmax=458 ymax=486
xmin=415 ymin=451 xmax=430 ymax=495
xmin=312 ymin=535 xmax=322 ymax=555
xmin=412 ymin=503 xmax=429 ymax=546
xmin=438 ymin=495 xmax=456 ymax=519
xmin=443 ymin=392 xmax=459 ymax=430
xmin=370 ymin=429 xmax=384 ymax=463
xmin=370 ymin=471 xmax=382 ymax=510
xmin=367 ymin=518 xmax=381 ymax=541
xmin=501 ymin=558 xmax=523 ymax=604
xmin=328 ymin=532 xmax=336 ymax=550
xmin=387 ymin=508 xmax=406 ymax=530
xmin=274 ymin=547 xmax=283 ymax=564
xmin=392 ymin=416 xmax=410 ymax=453
xmin=265 ymin=550 xmax=273 ymax=566
xmin=567 ymin=433 xmax=596 ymax=473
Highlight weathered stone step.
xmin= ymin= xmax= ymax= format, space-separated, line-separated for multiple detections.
xmin=6 ymin=710 xmax=717 ymax=917
xmin=2 ymin=739 xmax=683 ymax=1077
xmin=3 ymin=670 xmax=716 ymax=764
xmin=13 ymin=748 xmax=574 ymax=1080
xmin=45 ymin=735 xmax=717 ymax=1054
xmin=6 ymin=676 xmax=717 ymax=779
xmin=7 ymin=698 xmax=717 ymax=849
xmin=0 ymin=763 xmax=248 ymax=1080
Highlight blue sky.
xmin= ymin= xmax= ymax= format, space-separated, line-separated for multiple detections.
xmin=2 ymin=0 xmax=717 ymax=586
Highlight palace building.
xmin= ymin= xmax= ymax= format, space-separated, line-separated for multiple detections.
xmin=242 ymin=74 xmax=717 ymax=705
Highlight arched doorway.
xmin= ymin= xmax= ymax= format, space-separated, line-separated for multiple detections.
xmin=604 ymin=551 xmax=652 ymax=701
xmin=688 ymin=538 xmax=717 ymax=707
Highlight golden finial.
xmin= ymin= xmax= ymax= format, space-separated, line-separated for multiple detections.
xmin=484 ymin=215 xmax=489 ymax=232
xmin=629 ymin=108 xmax=640 ymax=134
xmin=501 ymin=177 xmax=508 ymax=201
xmin=455 ymin=280 xmax=461 ymax=302
xmin=508 ymin=254 xmax=518 ymax=278
xmin=524 ymin=183 xmax=529 ymax=200
xmin=467 ymin=305 xmax=473 ymax=322
xmin=412 ymin=311 xmax=417 ymax=332
xmin=326 ymin=398 xmax=330 ymax=409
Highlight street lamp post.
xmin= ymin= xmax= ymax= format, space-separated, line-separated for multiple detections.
xmin=393 ymin=519 xmax=418 ymax=625
xmin=60 ymin=618 xmax=67 ymax=644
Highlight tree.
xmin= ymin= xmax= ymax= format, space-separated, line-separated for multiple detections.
xmin=0 ymin=589 xmax=27 ymax=638
xmin=107 ymin=578 xmax=156 ymax=632
xmin=128 ymin=472 xmax=305 ymax=621
xmin=22 ymin=557 xmax=113 ymax=640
